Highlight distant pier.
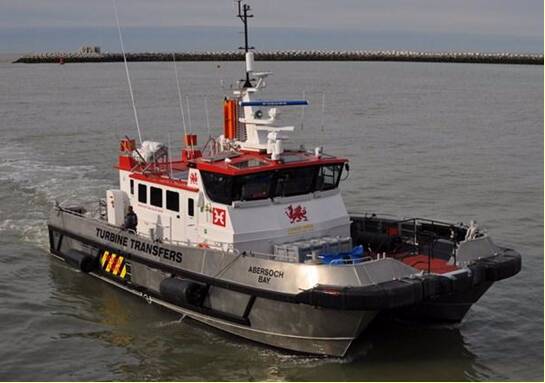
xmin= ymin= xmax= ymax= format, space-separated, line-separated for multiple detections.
xmin=14 ymin=50 xmax=543 ymax=65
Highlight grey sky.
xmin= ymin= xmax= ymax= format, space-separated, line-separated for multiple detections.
xmin=0 ymin=0 xmax=542 ymax=52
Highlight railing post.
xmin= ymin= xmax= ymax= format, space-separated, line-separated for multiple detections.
xmin=413 ymin=219 xmax=418 ymax=255
xmin=428 ymin=237 xmax=432 ymax=274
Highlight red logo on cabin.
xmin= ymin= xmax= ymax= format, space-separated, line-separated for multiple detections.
xmin=189 ymin=172 xmax=198 ymax=185
xmin=212 ymin=207 xmax=226 ymax=227
xmin=285 ymin=205 xmax=308 ymax=224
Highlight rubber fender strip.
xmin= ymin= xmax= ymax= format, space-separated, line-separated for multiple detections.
xmin=473 ymin=253 xmax=522 ymax=282
xmin=468 ymin=264 xmax=485 ymax=286
xmin=418 ymin=274 xmax=453 ymax=299
xmin=157 ymin=281 xmax=250 ymax=326
xmin=295 ymin=278 xmax=424 ymax=310
xmin=63 ymin=249 xmax=97 ymax=273
xmin=450 ymin=271 xmax=473 ymax=294
xmin=242 ymin=296 xmax=256 ymax=319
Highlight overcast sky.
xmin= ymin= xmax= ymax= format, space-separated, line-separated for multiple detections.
xmin=0 ymin=0 xmax=542 ymax=53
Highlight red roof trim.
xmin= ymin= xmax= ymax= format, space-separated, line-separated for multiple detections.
xmin=195 ymin=155 xmax=347 ymax=176
xmin=129 ymin=173 xmax=199 ymax=192
xmin=197 ymin=159 xmax=347 ymax=176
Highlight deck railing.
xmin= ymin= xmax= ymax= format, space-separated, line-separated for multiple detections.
xmin=349 ymin=213 xmax=466 ymax=271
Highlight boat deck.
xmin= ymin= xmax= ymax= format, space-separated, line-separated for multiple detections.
xmin=401 ymin=254 xmax=459 ymax=274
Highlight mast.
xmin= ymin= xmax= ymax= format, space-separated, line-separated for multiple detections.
xmin=237 ymin=0 xmax=254 ymax=88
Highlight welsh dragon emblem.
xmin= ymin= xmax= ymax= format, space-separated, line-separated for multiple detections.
xmin=285 ymin=204 xmax=308 ymax=224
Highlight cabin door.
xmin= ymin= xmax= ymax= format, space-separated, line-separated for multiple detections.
xmin=184 ymin=194 xmax=199 ymax=244
xmin=161 ymin=189 xmax=185 ymax=243
xmin=167 ymin=212 xmax=185 ymax=243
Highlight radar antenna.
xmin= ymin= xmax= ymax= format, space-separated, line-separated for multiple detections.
xmin=236 ymin=0 xmax=254 ymax=88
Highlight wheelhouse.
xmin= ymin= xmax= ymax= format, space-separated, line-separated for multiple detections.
xmin=200 ymin=162 xmax=345 ymax=205
xmin=197 ymin=153 xmax=346 ymax=205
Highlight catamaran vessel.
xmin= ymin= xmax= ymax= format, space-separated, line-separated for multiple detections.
xmin=47 ymin=2 xmax=521 ymax=356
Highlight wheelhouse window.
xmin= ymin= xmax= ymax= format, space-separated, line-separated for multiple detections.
xmin=200 ymin=163 xmax=344 ymax=205
xmin=130 ymin=179 xmax=134 ymax=195
xmin=150 ymin=186 xmax=162 ymax=207
xmin=166 ymin=190 xmax=179 ymax=212
xmin=200 ymin=171 xmax=233 ymax=205
xmin=316 ymin=164 xmax=343 ymax=191
xmin=232 ymin=172 xmax=274 ymax=201
xmin=138 ymin=184 xmax=147 ymax=203
xmin=273 ymin=167 xmax=316 ymax=197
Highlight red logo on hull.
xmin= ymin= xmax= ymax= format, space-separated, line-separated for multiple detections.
xmin=212 ymin=207 xmax=226 ymax=227
xmin=189 ymin=172 xmax=198 ymax=185
xmin=285 ymin=204 xmax=308 ymax=224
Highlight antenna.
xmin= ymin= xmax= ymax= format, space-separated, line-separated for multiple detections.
xmin=172 ymin=52 xmax=188 ymax=145
xmin=236 ymin=0 xmax=254 ymax=88
xmin=320 ymin=92 xmax=326 ymax=132
xmin=112 ymin=0 xmax=143 ymax=143
xmin=167 ymin=132 xmax=173 ymax=178
xmin=299 ymin=90 xmax=306 ymax=130
xmin=185 ymin=96 xmax=194 ymax=150
xmin=215 ymin=64 xmax=226 ymax=95
xmin=204 ymin=97 xmax=211 ymax=137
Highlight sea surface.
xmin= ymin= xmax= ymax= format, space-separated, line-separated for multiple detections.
xmin=0 ymin=59 xmax=542 ymax=381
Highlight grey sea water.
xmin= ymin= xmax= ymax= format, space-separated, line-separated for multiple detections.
xmin=0 ymin=60 xmax=542 ymax=381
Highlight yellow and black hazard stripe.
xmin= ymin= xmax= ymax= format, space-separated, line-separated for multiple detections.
xmin=100 ymin=250 xmax=127 ymax=279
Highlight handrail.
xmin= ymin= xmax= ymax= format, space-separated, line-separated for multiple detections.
xmin=349 ymin=211 xmax=467 ymax=229
xmin=349 ymin=212 xmax=466 ymax=273
xmin=57 ymin=204 xmax=456 ymax=269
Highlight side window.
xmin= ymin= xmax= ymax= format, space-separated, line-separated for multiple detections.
xmin=130 ymin=179 xmax=134 ymax=195
xmin=188 ymin=198 xmax=194 ymax=217
xmin=316 ymin=164 xmax=343 ymax=191
xmin=200 ymin=171 xmax=233 ymax=204
xmin=166 ymin=190 xmax=179 ymax=212
xmin=150 ymin=186 xmax=163 ymax=207
xmin=138 ymin=184 xmax=147 ymax=203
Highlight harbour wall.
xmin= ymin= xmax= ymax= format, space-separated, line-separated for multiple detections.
xmin=14 ymin=50 xmax=543 ymax=65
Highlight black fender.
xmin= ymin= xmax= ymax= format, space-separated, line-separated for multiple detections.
xmin=63 ymin=249 xmax=97 ymax=273
xmin=470 ymin=251 xmax=521 ymax=282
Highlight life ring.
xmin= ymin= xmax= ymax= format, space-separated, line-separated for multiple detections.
xmin=198 ymin=242 xmax=210 ymax=249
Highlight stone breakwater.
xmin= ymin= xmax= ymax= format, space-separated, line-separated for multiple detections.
xmin=14 ymin=50 xmax=543 ymax=65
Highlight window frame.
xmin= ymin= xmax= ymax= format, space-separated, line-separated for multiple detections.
xmin=188 ymin=198 xmax=194 ymax=217
xmin=138 ymin=183 xmax=147 ymax=204
xmin=166 ymin=190 xmax=180 ymax=212
xmin=316 ymin=164 xmax=343 ymax=192
xmin=272 ymin=166 xmax=317 ymax=198
xmin=150 ymin=186 xmax=163 ymax=208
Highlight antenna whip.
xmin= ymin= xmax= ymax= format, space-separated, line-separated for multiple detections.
xmin=320 ymin=92 xmax=326 ymax=132
xmin=185 ymin=95 xmax=194 ymax=150
xmin=112 ymin=0 xmax=143 ymax=143
xmin=172 ymin=53 xmax=188 ymax=143
xmin=204 ymin=97 xmax=211 ymax=137
xmin=299 ymin=89 xmax=306 ymax=130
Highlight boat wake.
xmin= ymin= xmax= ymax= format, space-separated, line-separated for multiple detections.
xmin=0 ymin=143 xmax=110 ymax=249
xmin=152 ymin=315 xmax=187 ymax=328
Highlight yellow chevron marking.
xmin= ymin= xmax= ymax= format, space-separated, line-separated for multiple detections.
xmin=105 ymin=253 xmax=117 ymax=273
xmin=112 ymin=256 xmax=124 ymax=276
xmin=100 ymin=251 xmax=110 ymax=267
xmin=120 ymin=265 xmax=127 ymax=279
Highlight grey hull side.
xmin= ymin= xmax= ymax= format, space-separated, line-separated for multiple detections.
xmin=191 ymin=298 xmax=375 ymax=356
xmin=89 ymin=267 xmax=374 ymax=356
xmin=47 ymin=211 xmax=377 ymax=356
